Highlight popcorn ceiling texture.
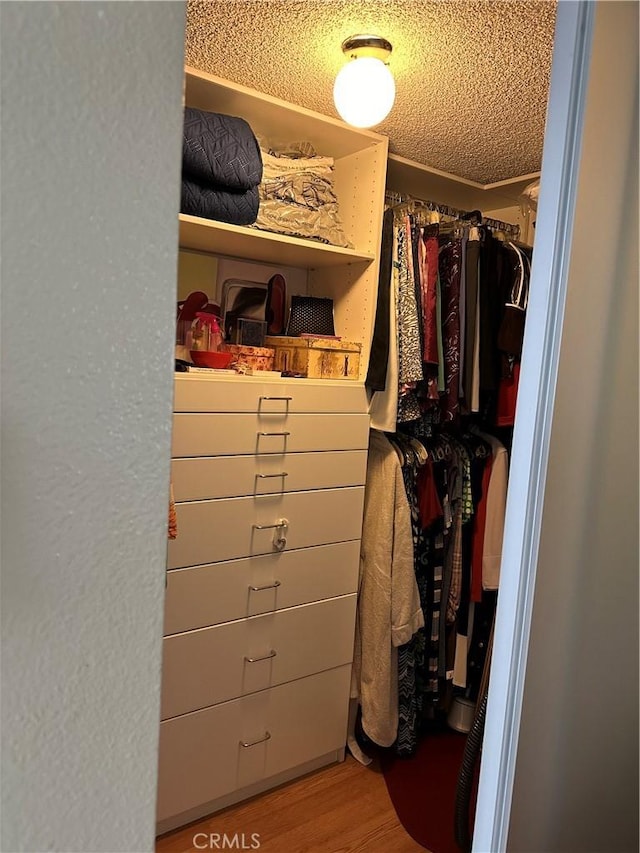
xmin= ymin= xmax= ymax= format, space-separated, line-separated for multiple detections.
xmin=185 ymin=0 xmax=556 ymax=185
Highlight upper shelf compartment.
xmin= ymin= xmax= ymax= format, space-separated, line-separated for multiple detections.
xmin=182 ymin=67 xmax=389 ymax=267
xmin=184 ymin=66 xmax=385 ymax=160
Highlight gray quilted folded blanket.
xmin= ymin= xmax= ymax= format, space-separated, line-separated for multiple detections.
xmin=182 ymin=107 xmax=262 ymax=191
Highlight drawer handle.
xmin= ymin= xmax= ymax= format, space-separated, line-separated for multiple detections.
xmin=244 ymin=649 xmax=277 ymax=663
xmin=252 ymin=518 xmax=288 ymax=552
xmin=258 ymin=431 xmax=291 ymax=437
xmin=239 ymin=731 xmax=271 ymax=749
xmin=259 ymin=396 xmax=293 ymax=402
xmin=249 ymin=580 xmax=281 ymax=592
xmin=255 ymin=472 xmax=288 ymax=480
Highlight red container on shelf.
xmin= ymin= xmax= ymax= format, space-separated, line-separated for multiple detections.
xmin=189 ymin=350 xmax=233 ymax=369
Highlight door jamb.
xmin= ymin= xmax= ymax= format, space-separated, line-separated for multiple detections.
xmin=471 ymin=3 xmax=596 ymax=851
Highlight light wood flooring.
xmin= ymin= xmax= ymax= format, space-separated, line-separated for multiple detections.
xmin=156 ymin=755 xmax=428 ymax=853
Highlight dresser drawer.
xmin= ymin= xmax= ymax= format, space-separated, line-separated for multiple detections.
xmin=167 ymin=487 xmax=364 ymax=569
xmin=157 ymin=665 xmax=351 ymax=823
xmin=161 ymin=594 xmax=356 ymax=720
xmin=174 ymin=374 xmax=368 ymax=414
xmin=171 ymin=450 xmax=367 ymax=501
xmin=164 ymin=541 xmax=360 ymax=634
xmin=172 ymin=412 xmax=369 ymax=457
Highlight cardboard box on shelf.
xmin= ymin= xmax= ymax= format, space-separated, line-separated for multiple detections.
xmin=265 ymin=336 xmax=361 ymax=380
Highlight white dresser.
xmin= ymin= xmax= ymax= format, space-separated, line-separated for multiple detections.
xmin=156 ymin=373 xmax=369 ymax=832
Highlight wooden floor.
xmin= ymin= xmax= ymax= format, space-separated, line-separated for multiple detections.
xmin=156 ymin=755 xmax=428 ymax=853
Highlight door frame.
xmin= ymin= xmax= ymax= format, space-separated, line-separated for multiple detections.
xmin=472 ymin=3 xmax=596 ymax=850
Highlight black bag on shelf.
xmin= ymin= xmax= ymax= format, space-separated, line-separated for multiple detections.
xmin=285 ymin=296 xmax=335 ymax=337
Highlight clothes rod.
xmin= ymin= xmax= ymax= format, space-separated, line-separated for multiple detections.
xmin=384 ymin=191 xmax=521 ymax=240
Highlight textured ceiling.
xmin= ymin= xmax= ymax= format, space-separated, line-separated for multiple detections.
xmin=185 ymin=0 xmax=556 ymax=185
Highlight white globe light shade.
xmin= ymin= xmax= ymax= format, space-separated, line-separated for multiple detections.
xmin=333 ymin=56 xmax=395 ymax=128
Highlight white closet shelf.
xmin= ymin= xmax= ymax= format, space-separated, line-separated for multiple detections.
xmin=386 ymin=154 xmax=541 ymax=216
xmin=179 ymin=215 xmax=375 ymax=269
xmin=185 ymin=67 xmax=385 ymax=160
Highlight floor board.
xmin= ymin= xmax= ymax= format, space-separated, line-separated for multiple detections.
xmin=156 ymin=755 xmax=428 ymax=853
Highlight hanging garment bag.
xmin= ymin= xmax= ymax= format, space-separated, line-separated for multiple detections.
xmin=497 ymin=243 xmax=529 ymax=359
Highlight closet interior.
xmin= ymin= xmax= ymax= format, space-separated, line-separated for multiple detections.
xmin=159 ymin=34 xmax=541 ymax=849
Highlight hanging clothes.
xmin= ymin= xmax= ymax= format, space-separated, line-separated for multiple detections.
xmin=411 ymin=223 xmax=426 ymax=366
xmin=396 ymin=217 xmax=424 ymax=423
xmin=462 ymin=230 xmax=481 ymax=410
xmin=439 ymin=237 xmax=462 ymax=422
xmin=496 ymin=361 xmax=521 ymax=427
xmin=476 ymin=430 xmax=509 ymax=591
xmin=369 ymin=227 xmax=400 ymax=432
xmin=451 ymin=434 xmax=492 ymax=687
xmin=370 ymin=196 xmax=527 ymax=429
xmin=420 ymin=228 xmax=440 ymax=366
xmin=396 ymin=218 xmax=424 ymax=386
xmin=366 ymin=208 xmax=394 ymax=391
xmin=361 ymin=198 xmax=526 ymax=744
xmin=471 ymin=453 xmax=493 ymax=602
xmin=395 ymin=440 xmax=427 ymax=757
xmin=352 ymin=430 xmax=424 ymax=748
xmin=458 ymin=227 xmax=469 ymax=399
xmin=386 ymin=427 xmax=499 ymax=726
xmin=435 ymin=271 xmax=446 ymax=393
xmin=495 ymin=242 xmax=530 ymax=426
xmin=497 ymin=242 xmax=529 ymax=363
xmin=422 ymin=495 xmax=447 ymax=702
xmin=395 ymin=437 xmax=451 ymax=753
xmin=478 ymin=230 xmax=504 ymax=393
xmin=416 ymin=226 xmax=441 ymax=403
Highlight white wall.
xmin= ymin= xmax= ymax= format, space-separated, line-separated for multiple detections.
xmin=0 ymin=3 xmax=185 ymax=851
xmin=507 ymin=3 xmax=639 ymax=850
xmin=483 ymin=205 xmax=535 ymax=247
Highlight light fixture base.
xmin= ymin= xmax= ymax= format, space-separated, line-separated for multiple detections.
xmin=341 ymin=35 xmax=392 ymax=63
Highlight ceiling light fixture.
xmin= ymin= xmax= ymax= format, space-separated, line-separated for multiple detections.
xmin=333 ymin=35 xmax=395 ymax=129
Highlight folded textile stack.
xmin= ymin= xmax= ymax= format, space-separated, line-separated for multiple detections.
xmin=181 ymin=107 xmax=263 ymax=226
xmin=255 ymin=143 xmax=352 ymax=248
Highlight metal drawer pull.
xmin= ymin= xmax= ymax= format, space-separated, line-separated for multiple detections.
xmin=239 ymin=731 xmax=271 ymax=749
xmin=259 ymin=396 xmax=292 ymax=402
xmin=258 ymin=431 xmax=290 ymax=437
xmin=252 ymin=518 xmax=288 ymax=552
xmin=256 ymin=472 xmax=288 ymax=479
xmin=249 ymin=580 xmax=281 ymax=592
xmin=244 ymin=649 xmax=277 ymax=663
